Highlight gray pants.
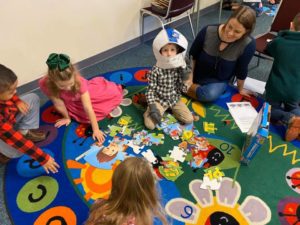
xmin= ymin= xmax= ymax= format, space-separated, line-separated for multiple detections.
xmin=0 ymin=93 xmax=40 ymax=158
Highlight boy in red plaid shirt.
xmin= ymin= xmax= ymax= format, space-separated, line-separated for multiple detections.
xmin=0 ymin=64 xmax=59 ymax=174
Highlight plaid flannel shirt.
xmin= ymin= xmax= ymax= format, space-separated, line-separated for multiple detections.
xmin=0 ymin=94 xmax=49 ymax=165
xmin=146 ymin=66 xmax=186 ymax=108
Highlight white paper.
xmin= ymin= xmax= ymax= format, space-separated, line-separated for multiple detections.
xmin=234 ymin=77 xmax=266 ymax=95
xmin=227 ymin=102 xmax=258 ymax=133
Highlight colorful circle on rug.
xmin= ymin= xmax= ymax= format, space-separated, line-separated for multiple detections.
xmin=35 ymin=125 xmax=58 ymax=148
xmin=286 ymin=168 xmax=300 ymax=194
xmin=16 ymin=176 xmax=59 ymax=213
xmin=278 ymin=197 xmax=300 ymax=224
xmin=41 ymin=105 xmax=63 ymax=123
xmin=33 ymin=206 xmax=77 ymax=225
xmin=16 ymin=149 xmax=54 ymax=178
xmin=134 ymin=69 xmax=149 ymax=82
xmin=109 ymin=71 xmax=133 ymax=84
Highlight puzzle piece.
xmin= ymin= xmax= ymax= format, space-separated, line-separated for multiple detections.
xmin=203 ymin=122 xmax=217 ymax=134
xmin=168 ymin=146 xmax=187 ymax=162
xmin=200 ymin=175 xmax=222 ymax=190
xmin=147 ymin=133 xmax=165 ymax=145
xmin=117 ymin=115 xmax=133 ymax=126
xmin=141 ymin=149 xmax=158 ymax=164
xmin=126 ymin=140 xmax=144 ymax=154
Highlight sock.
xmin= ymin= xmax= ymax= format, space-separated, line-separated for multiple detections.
xmin=19 ymin=129 xmax=28 ymax=135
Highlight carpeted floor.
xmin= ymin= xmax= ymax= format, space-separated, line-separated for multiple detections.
xmin=3 ymin=67 xmax=300 ymax=225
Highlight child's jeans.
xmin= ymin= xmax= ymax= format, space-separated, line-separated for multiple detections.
xmin=268 ymin=100 xmax=300 ymax=125
xmin=0 ymin=93 xmax=40 ymax=158
xmin=243 ymin=2 xmax=263 ymax=17
xmin=144 ymin=100 xmax=193 ymax=130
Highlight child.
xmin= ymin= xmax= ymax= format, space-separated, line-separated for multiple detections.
xmin=0 ymin=64 xmax=59 ymax=174
xmin=144 ymin=28 xmax=193 ymax=130
xmin=85 ymin=157 xmax=168 ymax=225
xmin=39 ymin=53 xmax=123 ymax=144
xmin=265 ymin=13 xmax=300 ymax=141
xmin=242 ymin=0 xmax=263 ymax=17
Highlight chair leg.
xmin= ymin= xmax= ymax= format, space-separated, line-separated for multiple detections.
xmin=140 ymin=12 xmax=145 ymax=43
xmin=188 ymin=14 xmax=195 ymax=38
xmin=256 ymin=53 xmax=261 ymax=68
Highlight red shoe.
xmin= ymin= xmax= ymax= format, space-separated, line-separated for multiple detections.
xmin=0 ymin=152 xmax=11 ymax=164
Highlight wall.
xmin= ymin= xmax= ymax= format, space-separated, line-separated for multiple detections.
xmin=0 ymin=0 xmax=218 ymax=86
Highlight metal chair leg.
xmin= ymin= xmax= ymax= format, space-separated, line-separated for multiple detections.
xmin=188 ymin=14 xmax=195 ymax=38
xmin=140 ymin=12 xmax=145 ymax=43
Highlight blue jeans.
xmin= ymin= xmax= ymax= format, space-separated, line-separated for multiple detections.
xmin=196 ymin=82 xmax=228 ymax=103
xmin=268 ymin=100 xmax=300 ymax=125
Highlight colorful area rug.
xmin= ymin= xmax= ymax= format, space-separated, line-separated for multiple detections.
xmin=4 ymin=67 xmax=300 ymax=225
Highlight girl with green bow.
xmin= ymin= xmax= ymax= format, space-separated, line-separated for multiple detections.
xmin=39 ymin=53 xmax=124 ymax=144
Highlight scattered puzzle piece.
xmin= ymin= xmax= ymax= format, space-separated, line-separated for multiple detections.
xmin=168 ymin=146 xmax=187 ymax=162
xmin=203 ymin=122 xmax=217 ymax=134
xmin=141 ymin=149 xmax=158 ymax=164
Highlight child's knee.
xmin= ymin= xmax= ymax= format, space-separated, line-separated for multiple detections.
xmin=21 ymin=93 xmax=40 ymax=105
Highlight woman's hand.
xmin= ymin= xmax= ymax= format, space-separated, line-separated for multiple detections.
xmin=55 ymin=118 xmax=71 ymax=128
xmin=42 ymin=156 xmax=60 ymax=174
xmin=239 ymin=88 xmax=255 ymax=98
xmin=16 ymin=100 xmax=29 ymax=115
xmin=93 ymin=129 xmax=106 ymax=144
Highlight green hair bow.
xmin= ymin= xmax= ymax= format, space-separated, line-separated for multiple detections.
xmin=46 ymin=53 xmax=70 ymax=71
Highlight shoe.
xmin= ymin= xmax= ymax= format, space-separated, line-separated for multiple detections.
xmin=186 ymin=84 xmax=200 ymax=100
xmin=285 ymin=117 xmax=300 ymax=142
xmin=24 ymin=129 xmax=46 ymax=143
xmin=0 ymin=152 xmax=11 ymax=164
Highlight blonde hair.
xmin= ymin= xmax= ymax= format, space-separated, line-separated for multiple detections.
xmin=85 ymin=157 xmax=168 ymax=225
xmin=225 ymin=5 xmax=256 ymax=38
xmin=293 ymin=13 xmax=300 ymax=31
xmin=46 ymin=64 xmax=81 ymax=97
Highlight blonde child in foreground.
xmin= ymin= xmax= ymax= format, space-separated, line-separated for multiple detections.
xmin=39 ymin=53 xmax=123 ymax=144
xmin=85 ymin=157 xmax=168 ymax=225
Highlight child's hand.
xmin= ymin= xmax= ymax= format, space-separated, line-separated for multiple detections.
xmin=182 ymin=80 xmax=193 ymax=93
xmin=93 ymin=129 xmax=106 ymax=144
xmin=42 ymin=156 xmax=60 ymax=174
xmin=54 ymin=118 xmax=71 ymax=128
xmin=16 ymin=100 xmax=29 ymax=115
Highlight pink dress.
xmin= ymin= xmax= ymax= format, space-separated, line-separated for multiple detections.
xmin=39 ymin=76 xmax=123 ymax=123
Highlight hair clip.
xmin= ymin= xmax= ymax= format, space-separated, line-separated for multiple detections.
xmin=46 ymin=53 xmax=70 ymax=71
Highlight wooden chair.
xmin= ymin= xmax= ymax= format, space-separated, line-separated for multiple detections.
xmin=140 ymin=0 xmax=195 ymax=40
xmin=254 ymin=0 xmax=300 ymax=68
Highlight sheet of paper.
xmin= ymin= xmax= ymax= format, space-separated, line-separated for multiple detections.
xmin=234 ymin=77 xmax=266 ymax=95
xmin=227 ymin=102 xmax=258 ymax=133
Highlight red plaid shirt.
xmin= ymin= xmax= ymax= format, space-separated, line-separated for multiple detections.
xmin=0 ymin=94 xmax=49 ymax=165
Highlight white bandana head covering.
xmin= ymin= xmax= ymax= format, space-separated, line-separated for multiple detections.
xmin=153 ymin=28 xmax=188 ymax=69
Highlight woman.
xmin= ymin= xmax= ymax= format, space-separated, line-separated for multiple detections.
xmin=186 ymin=6 xmax=256 ymax=102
